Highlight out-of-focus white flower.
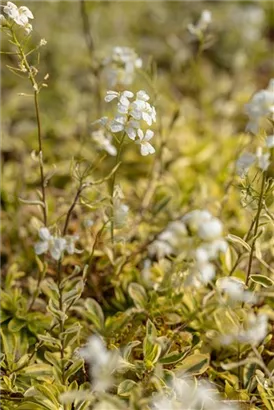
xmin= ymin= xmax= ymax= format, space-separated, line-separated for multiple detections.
xmin=217 ymin=277 xmax=256 ymax=304
xmin=39 ymin=38 xmax=47 ymax=46
xmin=188 ymin=10 xmax=212 ymax=36
xmin=91 ymin=129 xmax=117 ymax=156
xmin=182 ymin=210 xmax=212 ymax=233
xmin=152 ymin=377 xmax=239 ymax=410
xmin=149 ymin=221 xmax=187 ymax=259
xmin=136 ymin=129 xmax=155 ymax=156
xmin=79 ymin=335 xmax=120 ymax=392
xmin=256 ymin=147 xmax=271 ymax=171
xmin=103 ymin=46 xmax=142 ymax=88
xmin=34 ymin=228 xmax=66 ymax=260
xmin=236 ymin=152 xmax=256 ymax=177
xmin=221 ymin=313 xmax=268 ymax=346
xmin=3 ymin=2 xmax=33 ymax=28
xmin=245 ymin=79 xmax=274 ymax=134
xmin=113 ymin=185 xmax=129 ymax=229
xmin=236 ymin=148 xmax=271 ymax=176
xmin=24 ymin=22 xmax=32 ymax=34
xmin=266 ymin=134 xmax=274 ymax=148
xmin=148 ymin=239 xmax=174 ymax=259
xmin=65 ymin=235 xmax=80 ymax=255
xmin=198 ymin=218 xmax=223 ymax=241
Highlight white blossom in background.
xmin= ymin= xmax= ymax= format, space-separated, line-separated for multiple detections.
xmin=34 ymin=228 xmax=66 ymax=260
xmin=2 ymin=1 xmax=33 ymax=32
xmin=79 ymin=335 xmax=120 ymax=392
xmin=245 ymin=79 xmax=274 ymax=134
xmin=217 ymin=277 xmax=256 ymax=304
xmin=183 ymin=210 xmax=227 ymax=285
xmin=97 ymin=89 xmax=156 ymax=156
xmin=188 ymin=10 xmax=212 ymax=36
xmin=148 ymin=221 xmax=187 ymax=258
xmin=113 ymin=185 xmax=129 ymax=229
xmin=236 ymin=147 xmax=271 ymax=177
xmin=266 ymin=134 xmax=274 ymax=148
xmin=152 ymin=377 xmax=238 ymax=410
xmin=34 ymin=228 xmax=80 ymax=260
xmin=103 ymin=46 xmax=142 ymax=88
xmin=221 ymin=313 xmax=268 ymax=346
xmin=91 ymin=129 xmax=117 ymax=156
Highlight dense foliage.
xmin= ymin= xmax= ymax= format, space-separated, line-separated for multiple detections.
xmin=1 ymin=1 xmax=274 ymax=409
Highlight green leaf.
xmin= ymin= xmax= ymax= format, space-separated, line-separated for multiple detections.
xmin=175 ymin=353 xmax=210 ymax=376
xmin=64 ymin=359 xmax=84 ymax=383
xmin=8 ymin=317 xmax=26 ymax=332
xmin=143 ymin=319 xmax=161 ymax=367
xmin=117 ymin=380 xmax=137 ymax=397
xmin=84 ymin=298 xmax=104 ymax=331
xmin=250 ymin=275 xmax=274 ymax=288
xmin=227 ymin=234 xmax=251 ymax=252
xmin=128 ymin=283 xmax=148 ymax=309
xmin=160 ymin=349 xmax=190 ymax=365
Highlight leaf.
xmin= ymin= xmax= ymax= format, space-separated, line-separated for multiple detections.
xmin=175 ymin=353 xmax=210 ymax=376
xmin=250 ymin=275 xmax=274 ymax=288
xmin=64 ymin=359 xmax=84 ymax=383
xmin=117 ymin=380 xmax=137 ymax=397
xmin=22 ymin=364 xmax=53 ymax=376
xmin=227 ymin=234 xmax=251 ymax=252
xmin=8 ymin=317 xmax=26 ymax=332
xmin=128 ymin=283 xmax=148 ymax=309
xmin=143 ymin=319 xmax=161 ymax=368
xmin=84 ymin=298 xmax=104 ymax=331
xmin=160 ymin=349 xmax=190 ymax=365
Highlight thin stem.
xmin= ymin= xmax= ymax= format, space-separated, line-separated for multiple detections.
xmin=62 ymin=185 xmax=83 ymax=236
xmin=110 ymin=132 xmax=126 ymax=245
xmin=10 ymin=27 xmax=47 ymax=225
xmin=245 ymin=173 xmax=266 ymax=286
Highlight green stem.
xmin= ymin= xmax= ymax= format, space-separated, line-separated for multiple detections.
xmin=245 ymin=172 xmax=266 ymax=286
xmin=110 ymin=132 xmax=126 ymax=245
xmin=10 ymin=28 xmax=47 ymax=226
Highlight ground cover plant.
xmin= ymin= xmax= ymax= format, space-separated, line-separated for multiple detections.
xmin=1 ymin=1 xmax=274 ymax=409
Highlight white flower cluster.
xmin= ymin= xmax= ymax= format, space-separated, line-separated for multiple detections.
xmin=221 ymin=313 xmax=268 ymax=346
xmin=236 ymin=141 xmax=273 ymax=177
xmin=245 ymin=79 xmax=274 ymax=134
xmin=0 ymin=1 xmax=33 ymax=34
xmin=97 ymin=90 xmax=156 ymax=156
xmin=91 ymin=128 xmax=117 ymax=156
xmin=188 ymin=10 xmax=212 ymax=37
xmin=103 ymin=46 xmax=142 ymax=88
xmin=79 ymin=335 xmax=120 ymax=392
xmin=182 ymin=210 xmax=227 ymax=285
xmin=113 ymin=185 xmax=129 ymax=229
xmin=152 ymin=377 xmax=238 ymax=410
xmin=217 ymin=277 xmax=256 ymax=304
xmin=34 ymin=227 xmax=80 ymax=260
xmin=148 ymin=221 xmax=187 ymax=259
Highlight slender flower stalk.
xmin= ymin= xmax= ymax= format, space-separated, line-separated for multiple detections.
xmin=245 ymin=172 xmax=266 ymax=286
xmin=9 ymin=27 xmax=48 ymax=225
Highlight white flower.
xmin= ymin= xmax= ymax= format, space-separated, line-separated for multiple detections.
xmin=217 ymin=277 xmax=256 ymax=304
xmin=245 ymin=79 xmax=274 ymax=134
xmin=65 ymin=235 xmax=80 ymax=255
xmin=39 ymin=38 xmax=47 ymax=46
xmin=136 ymin=129 xmax=155 ymax=156
xmin=3 ymin=2 xmax=33 ymax=27
xmin=182 ymin=210 xmax=212 ymax=233
xmin=91 ymin=129 xmax=117 ymax=156
xmin=236 ymin=152 xmax=256 ymax=176
xmin=79 ymin=335 xmax=120 ymax=392
xmin=103 ymin=46 xmax=142 ymax=87
xmin=188 ymin=10 xmax=212 ymax=36
xmin=266 ymin=134 xmax=274 ymax=148
xmin=221 ymin=313 xmax=268 ymax=346
xmin=256 ymin=147 xmax=270 ymax=171
xmin=198 ymin=218 xmax=223 ymax=241
xmin=24 ymin=23 xmax=32 ymax=35
xmin=34 ymin=228 xmax=66 ymax=260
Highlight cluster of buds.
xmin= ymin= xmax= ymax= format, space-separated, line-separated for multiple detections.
xmin=34 ymin=228 xmax=80 ymax=260
xmin=96 ymin=90 xmax=156 ymax=156
xmin=0 ymin=1 xmax=33 ymax=34
xmin=102 ymin=46 xmax=142 ymax=88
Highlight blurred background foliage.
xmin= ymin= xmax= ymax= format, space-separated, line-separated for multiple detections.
xmin=1 ymin=0 xmax=273 ymax=270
